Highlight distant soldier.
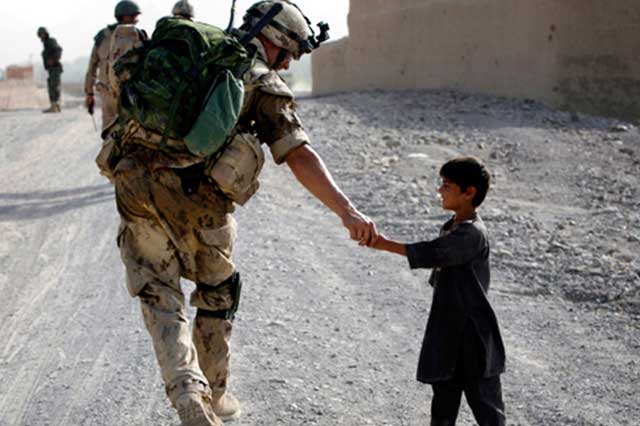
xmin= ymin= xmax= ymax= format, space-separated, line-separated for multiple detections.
xmin=172 ymin=0 xmax=195 ymax=20
xmin=36 ymin=27 xmax=63 ymax=113
xmin=84 ymin=1 xmax=145 ymax=131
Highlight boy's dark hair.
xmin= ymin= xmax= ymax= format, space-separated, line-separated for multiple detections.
xmin=440 ymin=157 xmax=491 ymax=207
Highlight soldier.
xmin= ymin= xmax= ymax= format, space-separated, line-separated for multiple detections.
xmin=84 ymin=1 xmax=144 ymax=130
xmin=106 ymin=1 xmax=378 ymax=425
xmin=172 ymin=0 xmax=195 ymax=20
xmin=36 ymin=27 xmax=63 ymax=113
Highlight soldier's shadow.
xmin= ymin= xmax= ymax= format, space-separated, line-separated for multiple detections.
xmin=0 ymin=183 xmax=114 ymax=221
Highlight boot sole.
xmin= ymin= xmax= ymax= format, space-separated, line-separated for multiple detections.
xmin=217 ymin=409 xmax=241 ymax=422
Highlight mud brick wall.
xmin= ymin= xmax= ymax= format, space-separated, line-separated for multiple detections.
xmin=6 ymin=65 xmax=35 ymax=80
xmin=312 ymin=0 xmax=640 ymax=120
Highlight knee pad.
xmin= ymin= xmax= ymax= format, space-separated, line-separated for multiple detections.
xmin=196 ymin=272 xmax=242 ymax=321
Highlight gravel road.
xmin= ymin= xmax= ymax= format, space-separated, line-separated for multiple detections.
xmin=0 ymin=89 xmax=638 ymax=426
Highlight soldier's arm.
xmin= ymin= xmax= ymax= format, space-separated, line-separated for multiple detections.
xmin=49 ymin=38 xmax=63 ymax=63
xmin=84 ymin=43 xmax=100 ymax=95
xmin=54 ymin=42 xmax=62 ymax=62
xmin=284 ymin=144 xmax=378 ymax=245
xmin=247 ymin=71 xmax=378 ymax=244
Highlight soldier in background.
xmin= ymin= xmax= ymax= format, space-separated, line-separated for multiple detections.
xmin=172 ymin=0 xmax=195 ymax=20
xmin=84 ymin=1 xmax=144 ymax=131
xmin=36 ymin=27 xmax=63 ymax=113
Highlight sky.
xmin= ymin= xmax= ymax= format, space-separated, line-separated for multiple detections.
xmin=1 ymin=0 xmax=350 ymax=69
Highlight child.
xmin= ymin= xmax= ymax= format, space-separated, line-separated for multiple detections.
xmin=369 ymin=157 xmax=506 ymax=426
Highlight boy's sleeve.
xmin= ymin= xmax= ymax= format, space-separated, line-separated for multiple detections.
xmin=406 ymin=224 xmax=486 ymax=269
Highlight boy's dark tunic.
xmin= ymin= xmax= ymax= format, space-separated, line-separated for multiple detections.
xmin=405 ymin=214 xmax=505 ymax=383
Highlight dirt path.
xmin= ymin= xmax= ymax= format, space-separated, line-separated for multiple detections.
xmin=0 ymin=92 xmax=638 ymax=426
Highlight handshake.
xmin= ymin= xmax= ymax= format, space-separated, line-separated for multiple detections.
xmin=340 ymin=206 xmax=406 ymax=256
xmin=339 ymin=205 xmax=378 ymax=246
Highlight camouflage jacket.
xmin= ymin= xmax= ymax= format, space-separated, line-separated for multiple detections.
xmin=84 ymin=24 xmax=117 ymax=95
xmin=41 ymin=36 xmax=63 ymax=71
xmin=84 ymin=24 xmax=147 ymax=96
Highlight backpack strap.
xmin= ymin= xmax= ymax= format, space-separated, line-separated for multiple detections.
xmin=159 ymin=80 xmax=190 ymax=148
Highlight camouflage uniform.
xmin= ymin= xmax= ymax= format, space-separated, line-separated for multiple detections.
xmin=84 ymin=24 xmax=119 ymax=130
xmin=112 ymin=41 xmax=309 ymax=413
xmin=40 ymin=34 xmax=63 ymax=105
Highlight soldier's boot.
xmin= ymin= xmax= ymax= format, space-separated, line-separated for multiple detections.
xmin=193 ymin=313 xmax=241 ymax=421
xmin=171 ymin=380 xmax=223 ymax=426
xmin=42 ymin=103 xmax=57 ymax=113
xmin=211 ymin=391 xmax=241 ymax=421
xmin=42 ymin=102 xmax=61 ymax=113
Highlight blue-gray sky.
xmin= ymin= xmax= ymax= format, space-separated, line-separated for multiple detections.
xmin=1 ymin=0 xmax=349 ymax=69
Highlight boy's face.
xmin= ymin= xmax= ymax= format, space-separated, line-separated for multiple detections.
xmin=438 ymin=177 xmax=475 ymax=211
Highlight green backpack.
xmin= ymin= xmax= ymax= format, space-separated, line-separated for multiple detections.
xmin=118 ymin=17 xmax=254 ymax=157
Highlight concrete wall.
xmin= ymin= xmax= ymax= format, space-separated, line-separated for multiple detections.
xmin=312 ymin=0 xmax=640 ymax=120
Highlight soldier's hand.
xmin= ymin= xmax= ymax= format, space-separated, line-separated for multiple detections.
xmin=341 ymin=208 xmax=379 ymax=246
xmin=85 ymin=95 xmax=95 ymax=113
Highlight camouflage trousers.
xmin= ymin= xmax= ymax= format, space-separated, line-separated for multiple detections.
xmin=97 ymin=85 xmax=118 ymax=131
xmin=47 ymin=68 xmax=62 ymax=103
xmin=114 ymin=149 xmax=238 ymax=405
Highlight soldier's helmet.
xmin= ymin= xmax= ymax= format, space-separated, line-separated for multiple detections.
xmin=172 ymin=0 xmax=194 ymax=19
xmin=243 ymin=1 xmax=324 ymax=59
xmin=36 ymin=27 xmax=48 ymax=36
xmin=115 ymin=0 xmax=141 ymax=19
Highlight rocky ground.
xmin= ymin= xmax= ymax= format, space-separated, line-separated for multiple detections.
xmin=305 ymin=90 xmax=640 ymax=317
xmin=0 ymin=88 xmax=638 ymax=426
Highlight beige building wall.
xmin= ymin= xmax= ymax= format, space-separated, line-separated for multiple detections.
xmin=6 ymin=65 xmax=35 ymax=80
xmin=312 ymin=0 xmax=640 ymax=120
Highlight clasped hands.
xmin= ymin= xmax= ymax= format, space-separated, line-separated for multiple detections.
xmin=341 ymin=207 xmax=379 ymax=247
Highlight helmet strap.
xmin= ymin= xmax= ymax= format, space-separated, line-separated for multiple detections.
xmin=273 ymin=48 xmax=289 ymax=69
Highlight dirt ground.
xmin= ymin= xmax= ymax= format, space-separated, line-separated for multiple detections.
xmin=0 ymin=87 xmax=638 ymax=426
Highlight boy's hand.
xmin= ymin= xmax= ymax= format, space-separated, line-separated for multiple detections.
xmin=358 ymin=232 xmax=386 ymax=248
xmin=364 ymin=233 xmax=386 ymax=248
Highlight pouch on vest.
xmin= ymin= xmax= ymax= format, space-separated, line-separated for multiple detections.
xmin=96 ymin=138 xmax=117 ymax=182
xmin=184 ymin=69 xmax=244 ymax=157
xmin=96 ymin=121 xmax=123 ymax=182
xmin=206 ymin=133 xmax=264 ymax=205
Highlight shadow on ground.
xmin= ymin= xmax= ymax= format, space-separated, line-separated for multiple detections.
xmin=0 ymin=183 xmax=114 ymax=221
